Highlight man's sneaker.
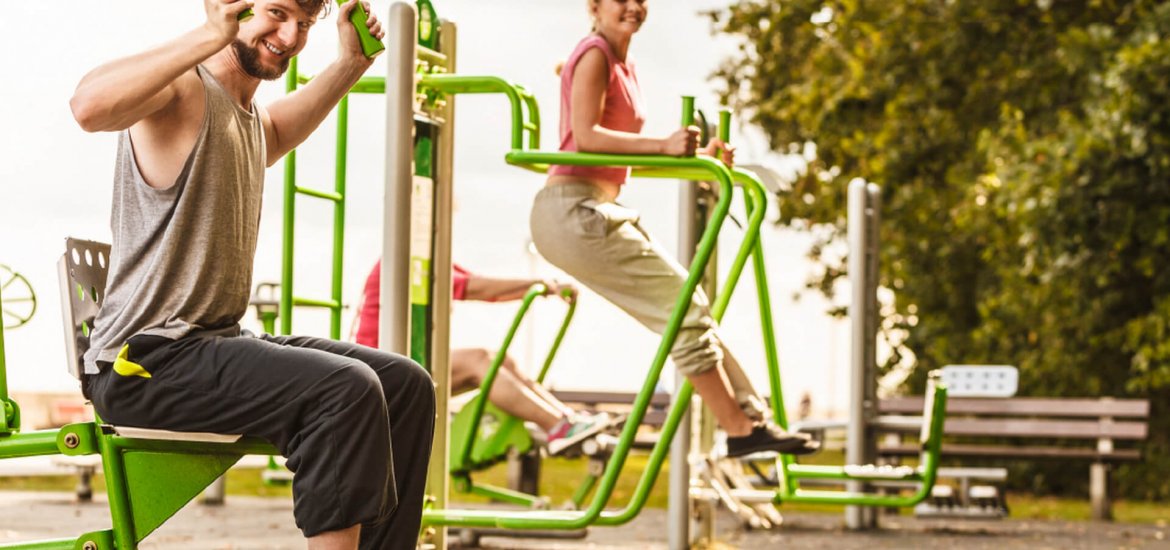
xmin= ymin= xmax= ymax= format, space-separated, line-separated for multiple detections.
xmin=726 ymin=423 xmax=820 ymax=457
xmin=546 ymin=413 xmax=612 ymax=455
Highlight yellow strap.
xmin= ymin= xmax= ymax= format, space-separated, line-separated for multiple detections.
xmin=112 ymin=344 xmax=152 ymax=379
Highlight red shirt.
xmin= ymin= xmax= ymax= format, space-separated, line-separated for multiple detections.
xmin=548 ymin=35 xmax=646 ymax=185
xmin=354 ymin=261 xmax=470 ymax=348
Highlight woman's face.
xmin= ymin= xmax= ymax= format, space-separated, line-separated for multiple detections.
xmin=591 ymin=0 xmax=647 ymax=37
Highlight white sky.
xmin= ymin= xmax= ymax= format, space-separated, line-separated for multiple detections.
xmin=0 ymin=1 xmax=853 ymax=418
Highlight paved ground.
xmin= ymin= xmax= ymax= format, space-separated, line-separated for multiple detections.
xmin=0 ymin=491 xmax=1165 ymax=549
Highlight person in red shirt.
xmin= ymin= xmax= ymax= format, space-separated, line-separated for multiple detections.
xmin=355 ymin=261 xmax=610 ymax=454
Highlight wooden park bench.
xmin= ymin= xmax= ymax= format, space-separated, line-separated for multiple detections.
xmin=875 ymin=392 xmax=1150 ymax=520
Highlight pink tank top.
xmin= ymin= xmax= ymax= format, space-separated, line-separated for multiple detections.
xmin=548 ymin=35 xmax=646 ymax=185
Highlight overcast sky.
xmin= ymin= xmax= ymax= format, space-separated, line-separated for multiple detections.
xmin=0 ymin=1 xmax=855 ymax=418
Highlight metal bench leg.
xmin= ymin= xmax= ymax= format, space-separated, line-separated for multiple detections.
xmin=1090 ymin=461 xmax=1112 ymax=521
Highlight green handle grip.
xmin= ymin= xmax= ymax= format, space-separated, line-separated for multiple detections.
xmin=681 ymin=96 xmax=695 ymax=127
xmin=718 ymin=110 xmax=732 ymax=143
xmin=238 ymin=8 xmax=253 ymax=22
xmin=340 ymin=1 xmax=385 ymax=58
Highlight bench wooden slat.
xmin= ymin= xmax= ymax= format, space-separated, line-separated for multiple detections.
xmin=880 ymin=397 xmax=1149 ymax=418
xmin=551 ymin=390 xmax=673 ymax=408
xmin=879 ymin=443 xmax=1142 ymax=461
xmin=879 ymin=417 xmax=1148 ymax=439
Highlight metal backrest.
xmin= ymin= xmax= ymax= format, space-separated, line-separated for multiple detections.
xmin=940 ymin=364 xmax=1018 ymax=398
xmin=57 ymin=238 xmax=111 ymax=379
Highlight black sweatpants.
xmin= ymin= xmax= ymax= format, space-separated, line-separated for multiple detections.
xmin=88 ymin=332 xmax=436 ymax=549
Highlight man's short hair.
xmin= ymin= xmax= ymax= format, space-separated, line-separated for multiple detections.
xmin=300 ymin=0 xmax=330 ymax=19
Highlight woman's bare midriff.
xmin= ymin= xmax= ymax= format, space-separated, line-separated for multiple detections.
xmin=546 ymin=174 xmax=622 ymax=202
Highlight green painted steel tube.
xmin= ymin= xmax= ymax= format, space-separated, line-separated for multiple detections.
xmin=468 ymin=483 xmax=547 ymax=508
xmin=423 ymin=151 xmax=735 ymax=530
xmin=336 ymin=74 xmax=539 ymax=149
xmin=571 ymin=473 xmax=598 ymax=508
xmin=420 ymin=75 xmax=528 ymax=149
xmin=0 ymin=430 xmax=60 ymax=458
xmin=98 ymin=429 xmax=138 ymax=549
xmin=535 ymin=293 xmax=576 ymax=384
xmin=785 ymin=463 xmax=926 ymax=482
xmin=0 ymin=537 xmax=79 ymax=550
xmin=292 ymin=297 xmax=340 ymax=309
xmin=294 ymin=186 xmax=343 ymax=202
xmin=108 ymin=435 xmax=278 ymax=456
xmin=331 ymin=95 xmax=349 ymax=339
xmin=749 ymin=233 xmax=799 ymax=494
xmin=456 ymin=285 xmax=545 ymax=471
xmin=708 ymin=170 xmax=767 ymax=320
xmin=280 ymin=59 xmax=299 ymax=336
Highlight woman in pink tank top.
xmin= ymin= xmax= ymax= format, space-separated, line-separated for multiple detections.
xmin=529 ymin=0 xmax=818 ymax=457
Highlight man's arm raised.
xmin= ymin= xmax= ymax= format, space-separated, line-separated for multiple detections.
xmin=70 ymin=0 xmax=252 ymax=132
xmin=261 ymin=0 xmax=383 ymax=165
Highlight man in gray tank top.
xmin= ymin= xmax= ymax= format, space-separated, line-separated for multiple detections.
xmin=69 ymin=2 xmax=433 ymax=549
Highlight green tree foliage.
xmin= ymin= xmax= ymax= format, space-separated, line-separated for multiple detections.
xmin=711 ymin=0 xmax=1170 ymax=499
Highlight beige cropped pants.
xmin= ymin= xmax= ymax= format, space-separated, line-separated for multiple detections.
xmin=531 ymin=181 xmax=764 ymax=418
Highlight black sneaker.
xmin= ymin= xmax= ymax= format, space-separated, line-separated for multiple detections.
xmin=726 ymin=424 xmax=820 ymax=457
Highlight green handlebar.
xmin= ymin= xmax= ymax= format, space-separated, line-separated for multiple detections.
xmin=681 ymin=96 xmax=695 ymax=127
xmin=238 ymin=9 xmax=253 ymax=22
xmin=340 ymin=0 xmax=385 ymax=58
xmin=718 ymin=110 xmax=731 ymax=143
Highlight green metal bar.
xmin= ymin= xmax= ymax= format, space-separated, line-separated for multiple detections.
xmin=0 ymin=282 xmax=6 ymax=399
xmin=456 ymin=285 xmax=545 ymax=472
xmin=108 ymin=435 xmax=278 ymax=456
xmin=330 ymin=95 xmax=349 ymax=339
xmin=0 ymin=282 xmax=9 ymax=434
xmin=0 ymin=430 xmax=59 ymax=458
xmin=0 ymin=538 xmax=79 ymax=550
xmin=708 ymin=170 xmax=767 ymax=320
xmin=424 ymin=148 xmax=736 ymax=530
xmin=294 ymin=186 xmax=343 ymax=202
xmin=785 ymin=464 xmax=926 ymax=482
xmin=749 ymin=230 xmax=798 ymax=493
xmin=292 ymin=297 xmax=341 ymax=309
xmin=570 ymin=473 xmax=598 ymax=509
xmin=326 ymin=74 xmax=534 ymax=150
xmin=467 ymin=482 xmax=548 ymax=508
xmin=280 ymin=58 xmax=299 ymax=336
xmin=534 ymin=292 xmax=576 ymax=384
xmin=98 ymin=430 xmax=137 ymax=549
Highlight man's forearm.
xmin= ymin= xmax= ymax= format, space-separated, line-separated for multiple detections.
xmin=265 ymin=56 xmax=370 ymax=161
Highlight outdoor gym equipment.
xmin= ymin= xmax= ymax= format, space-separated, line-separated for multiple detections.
xmin=360 ymin=5 xmax=951 ymax=541
xmin=447 ymin=283 xmax=578 ymax=505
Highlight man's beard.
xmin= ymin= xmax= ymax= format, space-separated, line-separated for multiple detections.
xmin=232 ymin=40 xmax=289 ymax=81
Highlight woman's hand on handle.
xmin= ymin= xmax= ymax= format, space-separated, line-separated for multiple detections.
xmin=661 ymin=126 xmax=700 ymax=157
xmin=204 ymin=0 xmax=253 ymax=44
xmin=541 ymin=280 xmax=579 ymax=303
xmin=702 ymin=138 xmax=736 ymax=168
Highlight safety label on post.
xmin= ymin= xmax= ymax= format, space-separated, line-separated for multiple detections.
xmin=409 ymin=174 xmax=434 ymax=306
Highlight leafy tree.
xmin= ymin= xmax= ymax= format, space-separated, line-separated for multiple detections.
xmin=711 ymin=0 xmax=1170 ymax=499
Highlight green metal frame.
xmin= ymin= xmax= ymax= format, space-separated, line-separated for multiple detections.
xmin=0 ymin=266 xmax=283 ymax=549
xmin=448 ymin=283 xmax=577 ymax=508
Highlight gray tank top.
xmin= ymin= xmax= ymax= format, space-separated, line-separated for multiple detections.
xmin=83 ymin=65 xmax=266 ymax=374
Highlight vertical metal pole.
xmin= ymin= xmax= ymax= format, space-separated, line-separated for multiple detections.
xmin=670 ymin=179 xmax=697 ymax=550
xmin=425 ymin=19 xmax=457 ymax=550
xmin=330 ymin=96 xmax=349 ymax=340
xmin=381 ymin=2 xmax=417 ymax=355
xmin=279 ymin=58 xmax=299 ymax=336
xmin=846 ymin=179 xmax=878 ymax=529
